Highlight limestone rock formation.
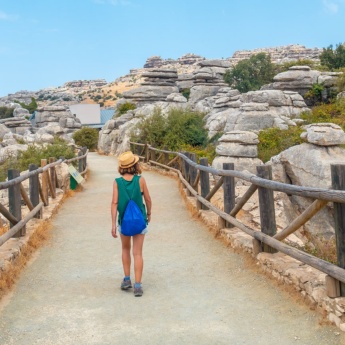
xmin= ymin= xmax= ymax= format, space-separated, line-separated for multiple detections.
xmin=205 ymin=90 xmax=309 ymax=137
xmin=212 ymin=131 xmax=262 ymax=173
xmin=301 ymin=123 xmax=345 ymax=146
xmin=188 ymin=60 xmax=229 ymax=104
xmin=0 ymin=117 xmax=32 ymax=135
xmin=122 ymin=69 xmax=179 ymax=105
xmin=268 ymin=132 xmax=345 ymax=239
xmin=263 ymin=66 xmax=341 ymax=98
xmin=35 ymin=105 xmax=82 ymax=132
xmin=229 ymin=44 xmax=322 ymax=65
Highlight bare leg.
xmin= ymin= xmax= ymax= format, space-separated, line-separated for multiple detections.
xmin=120 ymin=234 xmax=131 ymax=277
xmin=132 ymin=234 xmax=145 ymax=283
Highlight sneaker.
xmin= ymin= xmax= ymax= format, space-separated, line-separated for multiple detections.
xmin=121 ymin=279 xmax=132 ymax=290
xmin=133 ymin=285 xmax=143 ymax=297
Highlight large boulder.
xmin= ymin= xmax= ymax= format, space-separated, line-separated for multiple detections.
xmin=268 ymin=143 xmax=345 ymax=239
xmin=301 ymin=123 xmax=345 ymax=146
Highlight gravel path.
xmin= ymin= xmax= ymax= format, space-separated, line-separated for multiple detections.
xmin=0 ymin=153 xmax=344 ymax=345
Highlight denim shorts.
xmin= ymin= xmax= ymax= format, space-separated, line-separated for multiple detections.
xmin=118 ymin=224 xmax=148 ymax=235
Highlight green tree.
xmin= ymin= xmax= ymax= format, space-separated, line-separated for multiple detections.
xmin=72 ymin=127 xmax=99 ymax=151
xmin=224 ymin=53 xmax=275 ymax=93
xmin=320 ymin=43 xmax=345 ymax=70
xmin=130 ymin=107 xmax=208 ymax=151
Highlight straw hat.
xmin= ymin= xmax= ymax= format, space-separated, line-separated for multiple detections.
xmin=118 ymin=151 xmax=139 ymax=168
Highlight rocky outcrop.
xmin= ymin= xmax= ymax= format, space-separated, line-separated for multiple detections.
xmin=0 ymin=91 xmax=37 ymax=105
xmin=263 ymin=66 xmax=341 ymax=98
xmin=188 ymin=60 xmax=230 ymax=104
xmin=229 ymin=44 xmax=322 ymax=65
xmin=122 ymin=69 xmax=179 ymax=105
xmin=0 ymin=117 xmax=32 ymax=135
xmin=143 ymin=54 xmax=204 ymax=69
xmin=212 ymin=131 xmax=263 ymax=173
xmin=35 ymin=105 xmax=81 ymax=132
xmin=205 ymin=90 xmax=309 ymax=137
xmin=267 ymin=124 xmax=345 ymax=239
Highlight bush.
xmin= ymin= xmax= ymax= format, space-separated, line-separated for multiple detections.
xmin=0 ymin=106 xmax=14 ymax=119
xmin=336 ymin=68 xmax=345 ymax=92
xmin=116 ymin=102 xmax=137 ymax=116
xmin=16 ymin=138 xmax=75 ymax=172
xmin=224 ymin=53 xmax=275 ymax=93
xmin=274 ymin=59 xmax=317 ymax=74
xmin=130 ymin=107 xmax=208 ymax=151
xmin=320 ymin=43 xmax=345 ymax=70
xmin=14 ymin=97 xmax=37 ymax=113
xmin=72 ymin=127 xmax=99 ymax=151
xmin=304 ymin=83 xmax=325 ymax=106
xmin=181 ymin=88 xmax=191 ymax=100
xmin=300 ymin=98 xmax=345 ymax=130
xmin=257 ymin=126 xmax=305 ymax=162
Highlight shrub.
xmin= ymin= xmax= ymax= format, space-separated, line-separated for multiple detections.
xmin=116 ymin=102 xmax=136 ymax=116
xmin=304 ymin=83 xmax=325 ymax=106
xmin=257 ymin=126 xmax=305 ymax=162
xmin=14 ymin=97 xmax=37 ymax=114
xmin=130 ymin=107 xmax=208 ymax=151
xmin=0 ymin=106 xmax=14 ymax=119
xmin=300 ymin=98 xmax=345 ymax=130
xmin=72 ymin=127 xmax=99 ymax=151
xmin=274 ymin=59 xmax=317 ymax=74
xmin=336 ymin=68 xmax=345 ymax=92
xmin=224 ymin=53 xmax=275 ymax=93
xmin=181 ymin=88 xmax=191 ymax=100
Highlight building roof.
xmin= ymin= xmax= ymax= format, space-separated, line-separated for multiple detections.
xmin=101 ymin=109 xmax=115 ymax=124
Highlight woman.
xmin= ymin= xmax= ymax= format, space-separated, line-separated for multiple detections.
xmin=111 ymin=151 xmax=152 ymax=297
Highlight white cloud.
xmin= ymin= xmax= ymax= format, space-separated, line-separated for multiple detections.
xmin=0 ymin=10 xmax=18 ymax=21
xmin=323 ymin=0 xmax=342 ymax=13
xmin=93 ymin=0 xmax=131 ymax=6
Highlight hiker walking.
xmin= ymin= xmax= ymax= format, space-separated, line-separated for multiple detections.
xmin=111 ymin=151 xmax=152 ymax=297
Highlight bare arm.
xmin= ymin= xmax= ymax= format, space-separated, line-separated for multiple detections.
xmin=140 ymin=177 xmax=152 ymax=222
xmin=111 ymin=181 xmax=118 ymax=238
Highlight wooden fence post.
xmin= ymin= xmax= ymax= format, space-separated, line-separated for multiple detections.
xmin=29 ymin=164 xmax=42 ymax=219
xmin=41 ymin=159 xmax=49 ymax=206
xmin=150 ymin=149 xmax=156 ymax=163
xmin=8 ymin=169 xmax=24 ymax=236
xmin=83 ymin=147 xmax=87 ymax=171
xmin=331 ymin=164 xmax=345 ymax=296
xmin=189 ymin=153 xmax=198 ymax=192
xmin=78 ymin=151 xmax=83 ymax=172
xmin=144 ymin=143 xmax=149 ymax=163
xmin=257 ymin=165 xmax=277 ymax=254
xmin=49 ymin=157 xmax=56 ymax=198
xmin=223 ymin=163 xmax=235 ymax=228
xmin=164 ymin=147 xmax=169 ymax=165
xmin=199 ymin=158 xmax=210 ymax=210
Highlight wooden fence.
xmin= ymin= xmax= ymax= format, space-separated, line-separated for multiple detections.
xmin=130 ymin=141 xmax=345 ymax=298
xmin=0 ymin=147 xmax=88 ymax=247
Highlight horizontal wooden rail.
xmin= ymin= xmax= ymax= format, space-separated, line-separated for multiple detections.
xmin=148 ymin=158 xmax=345 ymax=285
xmin=0 ymin=159 xmax=63 ymax=190
xmin=65 ymin=150 xmax=89 ymax=163
xmin=147 ymin=145 xmax=345 ymax=204
xmin=0 ymin=202 xmax=44 ymax=246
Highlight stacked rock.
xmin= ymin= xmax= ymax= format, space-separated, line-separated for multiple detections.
xmin=189 ymin=60 xmax=230 ymax=104
xmin=0 ymin=117 xmax=32 ymax=135
xmin=212 ymin=131 xmax=263 ymax=174
xmin=141 ymin=69 xmax=178 ymax=86
xmin=122 ymin=69 xmax=179 ymax=105
xmin=35 ymin=105 xmax=82 ymax=132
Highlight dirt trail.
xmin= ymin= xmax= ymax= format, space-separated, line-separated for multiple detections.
xmin=0 ymin=153 xmax=344 ymax=345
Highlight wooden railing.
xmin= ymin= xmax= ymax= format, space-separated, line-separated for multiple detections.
xmin=130 ymin=141 xmax=345 ymax=298
xmin=0 ymin=147 xmax=88 ymax=247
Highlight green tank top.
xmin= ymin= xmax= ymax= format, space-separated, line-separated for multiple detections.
xmin=115 ymin=175 xmax=147 ymax=225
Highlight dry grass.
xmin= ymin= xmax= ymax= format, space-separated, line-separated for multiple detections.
xmin=0 ymin=224 xmax=9 ymax=236
xmin=0 ymin=189 xmax=75 ymax=300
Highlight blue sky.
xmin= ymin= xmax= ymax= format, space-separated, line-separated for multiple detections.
xmin=0 ymin=0 xmax=344 ymax=96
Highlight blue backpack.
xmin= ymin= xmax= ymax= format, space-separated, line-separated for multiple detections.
xmin=120 ymin=179 xmax=146 ymax=236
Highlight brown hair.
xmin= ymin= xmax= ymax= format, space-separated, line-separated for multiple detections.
xmin=118 ymin=162 xmax=142 ymax=175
